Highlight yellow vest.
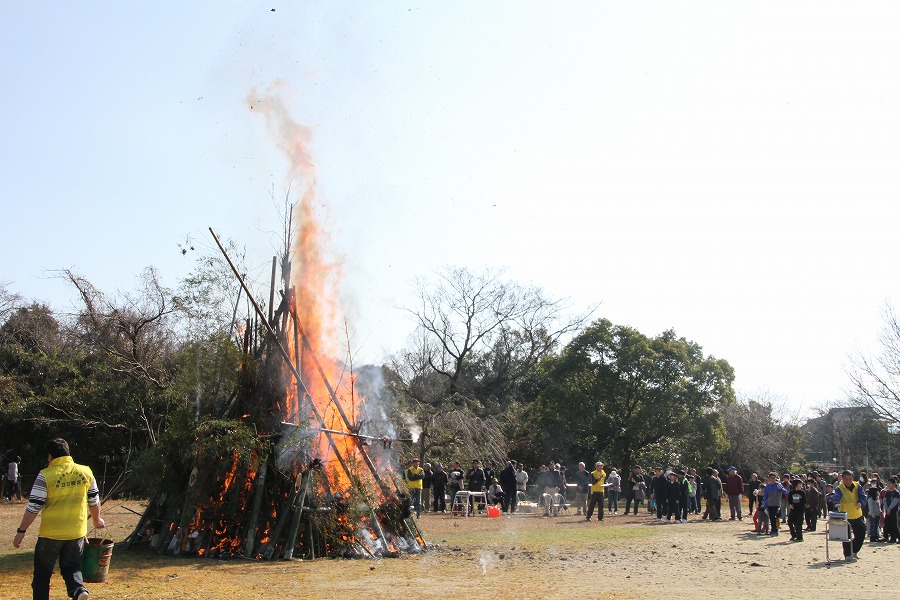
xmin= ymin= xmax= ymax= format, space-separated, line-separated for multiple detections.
xmin=38 ymin=456 xmax=95 ymax=540
xmin=591 ymin=469 xmax=607 ymax=493
xmin=406 ymin=466 xmax=423 ymax=490
xmin=836 ymin=481 xmax=863 ymax=520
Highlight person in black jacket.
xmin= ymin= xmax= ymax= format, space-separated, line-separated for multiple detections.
xmin=787 ymin=480 xmax=807 ymax=541
xmin=664 ymin=471 xmax=680 ymax=523
xmin=498 ymin=461 xmax=519 ymax=513
xmin=652 ymin=468 xmax=668 ymax=521
xmin=467 ymin=460 xmax=486 ymax=492
xmin=431 ymin=464 xmax=449 ymax=513
xmin=623 ymin=467 xmax=645 ymax=515
xmin=483 ymin=461 xmax=495 ymax=493
xmin=676 ymin=470 xmax=690 ymax=522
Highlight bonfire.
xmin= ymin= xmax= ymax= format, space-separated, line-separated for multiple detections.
xmin=127 ymin=92 xmax=424 ymax=560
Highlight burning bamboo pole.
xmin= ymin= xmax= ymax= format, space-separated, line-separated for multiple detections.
xmin=209 ymin=227 xmax=355 ymax=487
xmin=293 ymin=321 xmax=392 ymax=496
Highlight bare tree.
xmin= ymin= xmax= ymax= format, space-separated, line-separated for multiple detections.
xmin=847 ymin=302 xmax=900 ymax=426
xmin=408 ymin=266 xmax=590 ymax=402
xmin=61 ymin=268 xmax=178 ymax=444
xmin=392 ymin=266 xmax=591 ymax=463
xmin=0 ymin=282 xmax=22 ymax=326
xmin=721 ymin=390 xmax=804 ymax=474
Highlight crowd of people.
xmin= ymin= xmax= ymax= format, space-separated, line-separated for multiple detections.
xmin=403 ymin=458 xmax=900 ymax=561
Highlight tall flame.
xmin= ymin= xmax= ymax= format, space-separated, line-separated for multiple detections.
xmin=249 ymin=85 xmax=362 ymax=493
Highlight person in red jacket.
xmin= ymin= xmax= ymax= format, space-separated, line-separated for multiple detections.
xmin=725 ymin=466 xmax=744 ymax=521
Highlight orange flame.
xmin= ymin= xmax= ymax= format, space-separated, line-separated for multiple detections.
xmin=249 ymin=85 xmax=369 ymax=495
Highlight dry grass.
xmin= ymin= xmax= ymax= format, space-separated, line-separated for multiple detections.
xmin=2 ymin=500 xmax=899 ymax=599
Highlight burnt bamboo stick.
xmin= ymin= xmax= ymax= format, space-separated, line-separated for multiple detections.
xmin=268 ymin=256 xmax=277 ymax=326
xmin=125 ymin=493 xmax=159 ymax=550
xmin=282 ymin=468 xmax=313 ymax=559
xmin=264 ymin=478 xmax=299 ymax=560
xmin=243 ymin=450 xmax=270 ymax=558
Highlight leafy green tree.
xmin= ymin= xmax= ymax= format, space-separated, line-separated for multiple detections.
xmin=520 ymin=319 xmax=734 ymax=470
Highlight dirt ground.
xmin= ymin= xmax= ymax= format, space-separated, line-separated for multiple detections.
xmin=2 ymin=499 xmax=898 ymax=599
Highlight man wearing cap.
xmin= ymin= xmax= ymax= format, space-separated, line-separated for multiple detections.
xmin=725 ymin=467 xmax=744 ymax=521
xmin=830 ymin=469 xmax=867 ymax=561
xmin=585 ymin=462 xmax=607 ymax=521
xmin=404 ymin=458 xmax=424 ymax=518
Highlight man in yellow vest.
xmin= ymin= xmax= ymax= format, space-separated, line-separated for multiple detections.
xmin=585 ymin=461 xmax=607 ymax=521
xmin=405 ymin=457 xmax=424 ymax=518
xmin=830 ymin=469 xmax=866 ymax=561
xmin=12 ymin=438 xmax=105 ymax=600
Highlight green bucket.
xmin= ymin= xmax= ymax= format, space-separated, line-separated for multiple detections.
xmin=81 ymin=538 xmax=114 ymax=583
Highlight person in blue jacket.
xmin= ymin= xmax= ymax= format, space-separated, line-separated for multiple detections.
xmin=762 ymin=472 xmax=787 ymax=536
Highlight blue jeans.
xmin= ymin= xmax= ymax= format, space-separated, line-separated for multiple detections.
xmin=410 ymin=489 xmax=422 ymax=517
xmin=33 ymin=537 xmax=88 ymax=600
xmin=607 ymin=490 xmax=620 ymax=512
xmin=869 ymin=515 xmax=881 ymax=539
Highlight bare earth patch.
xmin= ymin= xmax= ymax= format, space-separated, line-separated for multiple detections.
xmin=2 ymin=501 xmax=898 ymax=599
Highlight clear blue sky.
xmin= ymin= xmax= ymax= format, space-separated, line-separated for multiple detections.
xmin=2 ymin=2 xmax=899 ymax=416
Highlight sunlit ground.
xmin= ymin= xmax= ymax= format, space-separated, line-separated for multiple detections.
xmin=2 ymin=500 xmax=898 ymax=599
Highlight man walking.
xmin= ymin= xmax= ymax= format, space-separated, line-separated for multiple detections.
xmin=13 ymin=438 xmax=104 ymax=600
xmin=725 ymin=467 xmax=744 ymax=521
xmin=831 ymin=469 xmax=867 ymax=561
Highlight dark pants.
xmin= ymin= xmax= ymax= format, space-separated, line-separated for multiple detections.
xmin=33 ymin=537 xmax=88 ymax=600
xmin=501 ymin=485 xmax=517 ymax=513
xmin=843 ymin=517 xmax=866 ymax=557
xmin=804 ymin=507 xmax=818 ymax=531
xmin=586 ymin=492 xmax=604 ymax=520
xmin=433 ymin=488 xmax=446 ymax=512
xmin=767 ymin=506 xmax=781 ymax=532
xmin=707 ymin=498 xmax=721 ymax=520
xmin=884 ymin=510 xmax=899 ymax=541
xmin=748 ymin=494 xmax=756 ymax=515
xmin=656 ymin=495 xmax=666 ymax=519
xmin=607 ymin=490 xmax=620 ymax=512
xmin=624 ymin=491 xmax=637 ymax=515
xmin=410 ymin=489 xmax=422 ymax=516
xmin=788 ymin=508 xmax=804 ymax=539
xmin=680 ymin=497 xmax=688 ymax=520
xmin=666 ymin=498 xmax=678 ymax=520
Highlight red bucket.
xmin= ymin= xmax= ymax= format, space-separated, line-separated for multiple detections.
xmin=487 ymin=505 xmax=501 ymax=518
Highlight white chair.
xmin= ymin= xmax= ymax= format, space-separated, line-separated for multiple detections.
xmin=451 ymin=491 xmax=472 ymax=517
